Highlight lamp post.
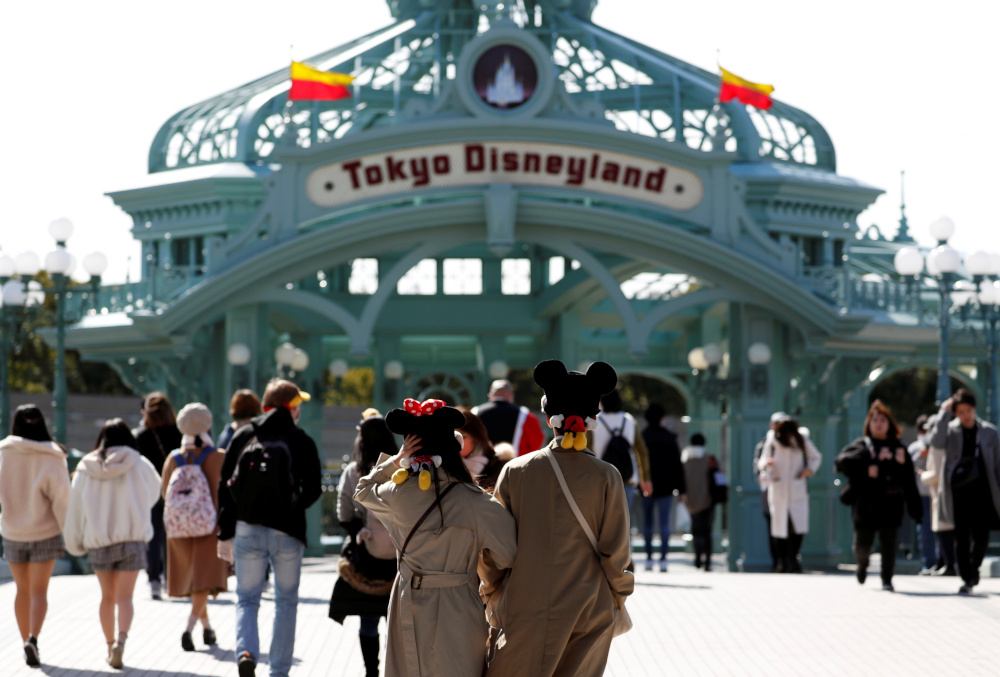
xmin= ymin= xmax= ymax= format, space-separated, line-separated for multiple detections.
xmin=0 ymin=272 xmax=44 ymax=434
xmin=894 ymin=217 xmax=1000 ymax=416
xmin=227 ymin=342 xmax=252 ymax=390
xmin=687 ymin=342 xmax=772 ymax=402
xmin=0 ymin=219 xmax=106 ymax=443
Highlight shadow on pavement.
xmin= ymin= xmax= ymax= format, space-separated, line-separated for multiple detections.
xmin=635 ymin=581 xmax=711 ymax=590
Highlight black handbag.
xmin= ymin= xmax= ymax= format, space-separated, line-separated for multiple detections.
xmin=708 ymin=456 xmax=729 ymax=505
xmin=951 ymin=450 xmax=981 ymax=490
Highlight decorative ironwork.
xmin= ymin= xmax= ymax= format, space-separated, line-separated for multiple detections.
xmin=149 ymin=7 xmax=835 ymax=173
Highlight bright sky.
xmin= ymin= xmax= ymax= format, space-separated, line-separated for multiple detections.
xmin=2 ymin=0 xmax=996 ymax=284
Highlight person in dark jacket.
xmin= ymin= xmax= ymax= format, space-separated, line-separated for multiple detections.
xmin=131 ymin=391 xmax=182 ymax=600
xmin=216 ymin=379 xmax=323 ymax=677
xmin=835 ymin=400 xmax=922 ymax=592
xmin=329 ymin=414 xmax=397 ymax=677
xmin=640 ymin=403 xmax=685 ymax=572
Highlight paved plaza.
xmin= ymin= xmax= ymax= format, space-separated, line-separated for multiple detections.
xmin=1 ymin=555 xmax=997 ymax=676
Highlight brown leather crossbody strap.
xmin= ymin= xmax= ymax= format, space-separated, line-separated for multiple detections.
xmin=399 ymin=482 xmax=459 ymax=561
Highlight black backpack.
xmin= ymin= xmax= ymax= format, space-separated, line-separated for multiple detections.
xmin=600 ymin=417 xmax=634 ymax=481
xmin=227 ymin=429 xmax=296 ymax=522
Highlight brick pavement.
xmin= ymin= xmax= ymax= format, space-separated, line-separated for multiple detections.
xmin=1 ymin=554 xmax=998 ymax=676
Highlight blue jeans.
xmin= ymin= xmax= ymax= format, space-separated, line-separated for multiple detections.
xmin=917 ymin=495 xmax=937 ymax=569
xmin=641 ymin=495 xmax=673 ymax=559
xmin=234 ymin=522 xmax=305 ymax=677
xmin=624 ymin=484 xmax=637 ymax=530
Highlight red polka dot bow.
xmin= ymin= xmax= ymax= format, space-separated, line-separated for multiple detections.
xmin=403 ymin=398 xmax=446 ymax=416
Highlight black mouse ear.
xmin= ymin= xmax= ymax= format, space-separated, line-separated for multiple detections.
xmin=385 ymin=409 xmax=416 ymax=435
xmin=534 ymin=359 xmax=568 ymax=389
xmin=586 ymin=361 xmax=618 ymax=395
xmin=435 ymin=406 xmax=467 ymax=430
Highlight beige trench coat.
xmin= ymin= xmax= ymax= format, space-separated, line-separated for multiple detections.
xmin=485 ymin=440 xmax=634 ymax=677
xmin=355 ymin=454 xmax=517 ymax=677
xmin=920 ymin=446 xmax=954 ymax=532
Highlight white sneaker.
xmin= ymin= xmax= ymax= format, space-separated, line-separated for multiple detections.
xmin=644 ymin=559 xmax=654 ymax=571
xmin=659 ymin=559 xmax=668 ymax=573
xmin=150 ymin=580 xmax=162 ymax=600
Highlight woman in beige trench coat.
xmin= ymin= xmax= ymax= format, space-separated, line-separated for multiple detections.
xmin=355 ymin=400 xmax=517 ymax=677
xmin=485 ymin=360 xmax=633 ymax=677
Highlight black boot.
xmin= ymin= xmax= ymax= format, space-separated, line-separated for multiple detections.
xmin=360 ymin=634 xmax=380 ymax=677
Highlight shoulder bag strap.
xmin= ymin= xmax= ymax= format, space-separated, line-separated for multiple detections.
xmin=399 ymin=481 xmax=460 ymax=561
xmin=151 ymin=428 xmax=167 ymax=461
xmin=544 ymin=450 xmax=600 ymax=555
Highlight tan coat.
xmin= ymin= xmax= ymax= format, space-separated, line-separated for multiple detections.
xmin=355 ymin=454 xmax=517 ymax=677
xmin=920 ymin=446 xmax=954 ymax=532
xmin=486 ymin=440 xmax=634 ymax=677
xmin=161 ymin=448 xmax=229 ymax=597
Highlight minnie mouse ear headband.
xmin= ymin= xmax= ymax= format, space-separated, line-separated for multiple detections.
xmin=534 ymin=360 xmax=618 ymax=450
xmin=385 ymin=398 xmax=467 ymax=490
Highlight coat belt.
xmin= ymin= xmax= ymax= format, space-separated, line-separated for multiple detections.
xmin=397 ymin=560 xmax=471 ymax=675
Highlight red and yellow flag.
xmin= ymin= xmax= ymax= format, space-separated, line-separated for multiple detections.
xmin=289 ymin=62 xmax=354 ymax=101
xmin=718 ymin=67 xmax=774 ymax=110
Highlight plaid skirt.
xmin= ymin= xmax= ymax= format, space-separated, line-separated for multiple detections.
xmin=87 ymin=541 xmax=148 ymax=572
xmin=2 ymin=534 xmax=65 ymax=564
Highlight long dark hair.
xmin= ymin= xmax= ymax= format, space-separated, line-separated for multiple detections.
xmin=12 ymin=405 xmax=52 ymax=442
xmin=355 ymin=416 xmax=397 ymax=476
xmin=141 ymin=392 xmax=176 ymax=429
xmin=95 ymin=418 xmax=138 ymax=461
xmin=775 ymin=419 xmax=805 ymax=451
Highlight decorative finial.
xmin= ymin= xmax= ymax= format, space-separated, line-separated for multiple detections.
xmin=895 ymin=169 xmax=913 ymax=242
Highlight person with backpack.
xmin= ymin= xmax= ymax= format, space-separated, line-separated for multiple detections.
xmin=160 ymin=403 xmax=228 ymax=651
xmin=0 ymin=405 xmax=71 ymax=667
xmin=354 ymin=398 xmax=517 ymax=677
xmin=131 ymin=392 xmax=182 ymax=600
xmin=63 ymin=419 xmax=161 ymax=668
xmin=639 ymin=403 xmax=686 ymax=572
xmin=759 ymin=421 xmax=822 ymax=575
xmin=216 ymin=379 xmax=323 ymax=677
xmin=590 ymin=390 xmax=652 ymax=523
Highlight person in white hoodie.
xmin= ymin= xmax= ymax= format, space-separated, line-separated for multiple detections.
xmin=0 ymin=404 xmax=71 ymax=668
xmin=63 ymin=418 xmax=161 ymax=669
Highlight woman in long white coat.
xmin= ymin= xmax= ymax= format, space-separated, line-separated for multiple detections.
xmin=758 ymin=419 xmax=821 ymax=573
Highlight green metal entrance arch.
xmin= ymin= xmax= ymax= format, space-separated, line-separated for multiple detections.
xmin=62 ymin=0 xmax=999 ymax=564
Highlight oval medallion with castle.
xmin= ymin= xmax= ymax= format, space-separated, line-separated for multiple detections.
xmin=474 ymin=45 xmax=538 ymax=110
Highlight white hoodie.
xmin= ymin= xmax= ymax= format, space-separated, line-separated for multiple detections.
xmin=63 ymin=445 xmax=161 ymax=556
xmin=0 ymin=436 xmax=71 ymax=542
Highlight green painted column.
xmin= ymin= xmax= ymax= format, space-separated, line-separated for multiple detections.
xmin=294 ymin=332 xmax=326 ymax=557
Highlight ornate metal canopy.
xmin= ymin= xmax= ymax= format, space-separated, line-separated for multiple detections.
xmin=149 ymin=0 xmax=834 ymax=174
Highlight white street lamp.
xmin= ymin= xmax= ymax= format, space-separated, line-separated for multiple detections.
xmin=928 ymin=245 xmax=961 ymax=275
xmin=227 ymin=343 xmax=252 ymax=366
xmin=928 ymin=216 xmax=956 ymax=243
xmin=274 ymin=342 xmax=297 ymax=367
xmin=383 ymin=360 xmax=404 ymax=380
xmin=687 ymin=348 xmax=708 ymax=371
xmin=45 ymin=248 xmax=73 ymax=276
xmin=488 ymin=360 xmax=509 ymax=379
xmin=290 ymin=348 xmax=310 ymax=372
xmin=0 ymin=255 xmax=15 ymax=278
xmin=966 ymin=250 xmax=995 ymax=277
xmin=747 ymin=342 xmax=773 ymax=365
xmin=329 ymin=358 xmax=349 ymax=379
xmin=2 ymin=279 xmax=26 ymax=306
xmin=14 ymin=252 xmax=40 ymax=277
xmin=702 ymin=343 xmax=723 ymax=367
xmin=82 ymin=252 xmax=109 ymax=278
xmin=48 ymin=218 xmax=74 ymax=243
xmin=893 ymin=247 xmax=924 ymax=277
